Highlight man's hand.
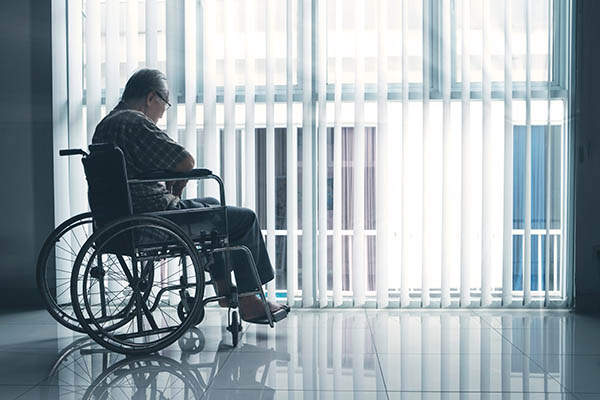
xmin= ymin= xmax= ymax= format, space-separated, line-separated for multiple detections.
xmin=172 ymin=180 xmax=188 ymax=197
xmin=166 ymin=180 xmax=189 ymax=197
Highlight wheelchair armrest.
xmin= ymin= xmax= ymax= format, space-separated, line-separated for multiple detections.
xmin=128 ymin=168 xmax=213 ymax=183
xmin=129 ymin=169 xmax=227 ymax=212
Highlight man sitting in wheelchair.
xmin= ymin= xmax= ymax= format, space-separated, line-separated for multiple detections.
xmin=92 ymin=68 xmax=289 ymax=324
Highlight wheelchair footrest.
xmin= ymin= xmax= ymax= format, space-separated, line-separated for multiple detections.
xmin=244 ymin=306 xmax=290 ymax=325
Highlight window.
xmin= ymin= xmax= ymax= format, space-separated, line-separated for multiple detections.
xmin=53 ymin=0 xmax=573 ymax=307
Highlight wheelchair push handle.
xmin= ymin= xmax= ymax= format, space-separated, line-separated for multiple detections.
xmin=59 ymin=148 xmax=89 ymax=157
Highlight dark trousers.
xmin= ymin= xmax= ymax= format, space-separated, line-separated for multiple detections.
xmin=174 ymin=198 xmax=274 ymax=293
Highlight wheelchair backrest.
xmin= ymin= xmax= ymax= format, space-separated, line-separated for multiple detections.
xmin=82 ymin=143 xmax=133 ymax=229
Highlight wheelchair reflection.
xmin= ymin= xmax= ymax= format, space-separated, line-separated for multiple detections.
xmin=44 ymin=327 xmax=290 ymax=400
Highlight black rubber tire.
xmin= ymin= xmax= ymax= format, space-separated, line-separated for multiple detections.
xmin=36 ymin=212 xmax=94 ymax=333
xmin=177 ymin=327 xmax=206 ymax=353
xmin=230 ymin=311 xmax=240 ymax=347
xmin=82 ymin=355 xmax=204 ymax=400
xmin=177 ymin=297 xmax=205 ymax=326
xmin=71 ymin=215 xmax=205 ymax=355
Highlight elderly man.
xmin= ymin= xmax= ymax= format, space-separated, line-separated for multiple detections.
xmin=92 ymin=68 xmax=287 ymax=322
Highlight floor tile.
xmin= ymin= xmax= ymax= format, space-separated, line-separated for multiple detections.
xmin=0 ymin=308 xmax=596 ymax=399
xmin=377 ymin=353 xmax=567 ymax=393
xmin=15 ymin=383 xmax=205 ymax=400
xmin=369 ymin=316 xmax=516 ymax=354
xmin=387 ymin=393 xmax=579 ymax=400
xmin=209 ymin=351 xmax=387 ymax=391
xmin=0 ymin=310 xmax=58 ymax=326
xmin=240 ymin=319 xmax=377 ymax=354
xmin=0 ymin=351 xmax=68 ymax=386
xmin=525 ymin=354 xmax=600 ymax=394
xmin=204 ymin=388 xmax=388 ymax=399
xmin=367 ymin=310 xmax=488 ymax=330
xmin=33 ymin=340 xmax=232 ymax=391
xmin=0 ymin=323 xmax=85 ymax=352
xmin=0 ymin=385 xmax=35 ymax=400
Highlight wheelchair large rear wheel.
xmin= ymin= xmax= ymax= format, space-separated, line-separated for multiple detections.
xmin=36 ymin=212 xmax=93 ymax=332
xmin=71 ymin=215 xmax=205 ymax=355
xmin=82 ymin=355 xmax=205 ymax=400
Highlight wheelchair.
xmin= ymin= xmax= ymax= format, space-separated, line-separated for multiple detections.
xmin=37 ymin=143 xmax=288 ymax=355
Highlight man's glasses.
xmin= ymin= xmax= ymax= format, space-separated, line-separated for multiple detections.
xmin=155 ymin=91 xmax=172 ymax=110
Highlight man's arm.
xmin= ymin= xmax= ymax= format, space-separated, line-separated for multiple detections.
xmin=174 ymin=152 xmax=195 ymax=172
xmin=167 ymin=152 xmax=195 ymax=197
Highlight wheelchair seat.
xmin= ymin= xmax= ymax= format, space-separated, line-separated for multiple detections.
xmin=82 ymin=143 xmax=228 ymax=253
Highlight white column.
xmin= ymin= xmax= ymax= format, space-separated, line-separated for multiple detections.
xmin=245 ymin=0 xmax=256 ymax=211
xmin=52 ymin=0 xmax=70 ymax=227
xmin=301 ymin=313 xmax=315 ymax=389
xmin=301 ymin=0 xmax=314 ymax=307
xmin=318 ymin=312 xmax=328 ymax=388
xmin=545 ymin=0 xmax=553 ymax=305
xmin=501 ymin=316 xmax=513 ymax=393
xmin=376 ymin=0 xmax=389 ymax=309
xmin=481 ymin=0 xmax=493 ymax=306
xmin=400 ymin=0 xmax=410 ymax=307
xmin=502 ymin=0 xmax=514 ymax=307
xmin=68 ymin=0 xmax=86 ymax=215
xmin=400 ymin=314 xmax=410 ymax=388
xmin=421 ymin=316 xmax=434 ymax=392
xmin=460 ymin=0 xmax=472 ymax=307
xmin=352 ymin=326 xmax=366 ymax=392
xmin=127 ymin=0 xmax=139 ymax=76
xmin=421 ymin=0 xmax=431 ymax=308
xmin=105 ymin=0 xmax=120 ymax=111
xmin=265 ymin=0 xmax=277 ymax=303
xmin=554 ymin=234 xmax=558 ymax=292
xmin=481 ymin=320 xmax=491 ymax=393
xmin=204 ymin=0 xmax=219 ymax=197
xmin=317 ymin=0 xmax=328 ymax=307
xmin=332 ymin=0 xmax=343 ymax=307
xmin=285 ymin=0 xmax=297 ymax=306
xmin=441 ymin=315 xmax=452 ymax=391
xmin=85 ymin=0 xmax=101 ymax=146
xmin=524 ymin=0 xmax=532 ymax=305
xmin=332 ymin=313 xmax=343 ymax=389
xmin=166 ymin=0 xmax=180 ymax=305
xmin=184 ymin=0 xmax=197 ymax=198
xmin=441 ymin=0 xmax=452 ymax=308
xmin=166 ymin=0 xmax=179 ymax=141
xmin=224 ymin=0 xmax=237 ymax=206
xmin=459 ymin=315 xmax=471 ymax=391
xmin=374 ymin=313 xmax=389 ymax=394
xmin=146 ymin=0 xmax=158 ymax=68
xmin=523 ymin=317 xmax=531 ymax=392
xmin=560 ymin=0 xmax=572 ymax=303
xmin=353 ymin=0 xmax=366 ymax=307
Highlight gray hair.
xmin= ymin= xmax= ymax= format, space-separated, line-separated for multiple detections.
xmin=121 ymin=68 xmax=168 ymax=102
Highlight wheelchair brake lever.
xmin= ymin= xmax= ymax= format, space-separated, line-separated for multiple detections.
xmin=59 ymin=148 xmax=89 ymax=157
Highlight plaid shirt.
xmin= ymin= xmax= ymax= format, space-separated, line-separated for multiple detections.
xmin=92 ymin=101 xmax=188 ymax=213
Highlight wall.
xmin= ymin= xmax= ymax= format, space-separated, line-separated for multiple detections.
xmin=0 ymin=0 xmax=54 ymax=308
xmin=573 ymin=0 xmax=600 ymax=312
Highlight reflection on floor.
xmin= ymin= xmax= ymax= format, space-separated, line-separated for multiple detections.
xmin=0 ymin=308 xmax=598 ymax=399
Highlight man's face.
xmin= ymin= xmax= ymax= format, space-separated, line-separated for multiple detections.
xmin=144 ymin=89 xmax=169 ymax=124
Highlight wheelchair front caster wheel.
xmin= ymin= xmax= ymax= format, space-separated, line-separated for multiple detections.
xmin=177 ymin=298 xmax=205 ymax=326
xmin=227 ymin=311 xmax=241 ymax=347
xmin=177 ymin=327 xmax=205 ymax=353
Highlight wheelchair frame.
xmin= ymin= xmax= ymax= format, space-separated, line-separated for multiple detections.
xmin=37 ymin=144 xmax=287 ymax=355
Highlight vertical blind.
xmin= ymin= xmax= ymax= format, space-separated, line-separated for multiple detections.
xmin=51 ymin=0 xmax=573 ymax=308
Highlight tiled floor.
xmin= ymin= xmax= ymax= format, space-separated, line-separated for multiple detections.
xmin=0 ymin=308 xmax=598 ymax=399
